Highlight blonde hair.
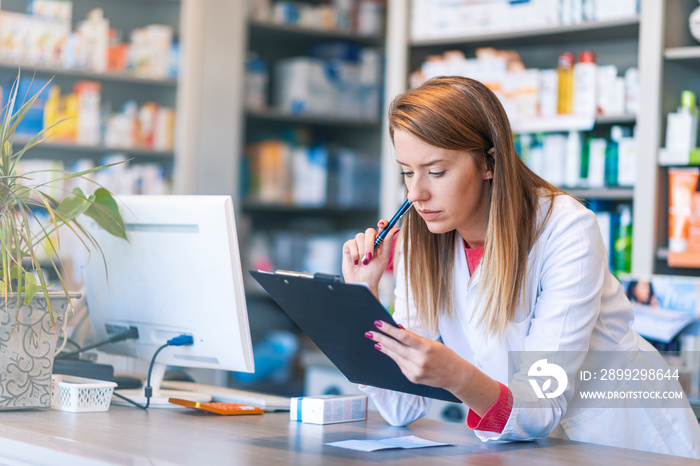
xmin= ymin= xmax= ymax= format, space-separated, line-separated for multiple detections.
xmin=389 ymin=76 xmax=564 ymax=337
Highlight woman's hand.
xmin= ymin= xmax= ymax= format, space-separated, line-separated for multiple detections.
xmin=365 ymin=320 xmax=500 ymax=416
xmin=341 ymin=220 xmax=399 ymax=299
xmin=365 ymin=320 xmax=467 ymax=391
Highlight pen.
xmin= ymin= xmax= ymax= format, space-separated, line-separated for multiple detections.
xmin=374 ymin=200 xmax=413 ymax=249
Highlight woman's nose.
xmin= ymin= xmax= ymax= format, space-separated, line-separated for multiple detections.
xmin=406 ymin=181 xmax=429 ymax=203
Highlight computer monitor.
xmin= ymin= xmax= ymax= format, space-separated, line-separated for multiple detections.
xmin=82 ymin=195 xmax=254 ymax=408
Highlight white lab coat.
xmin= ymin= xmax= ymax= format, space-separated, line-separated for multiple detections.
xmin=361 ymin=195 xmax=700 ymax=458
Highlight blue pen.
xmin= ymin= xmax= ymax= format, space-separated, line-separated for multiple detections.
xmin=374 ymin=200 xmax=413 ymax=249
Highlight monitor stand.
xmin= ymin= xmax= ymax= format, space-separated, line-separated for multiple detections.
xmin=111 ymin=363 xmax=212 ymax=409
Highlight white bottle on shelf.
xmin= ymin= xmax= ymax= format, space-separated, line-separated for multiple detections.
xmin=565 ymin=130 xmax=582 ymax=187
xmin=573 ymin=50 xmax=597 ymax=116
xmin=538 ymin=69 xmax=558 ymax=117
xmin=617 ymin=134 xmax=637 ymax=187
xmin=666 ymin=90 xmax=698 ymax=157
xmin=587 ymin=138 xmax=607 ymax=188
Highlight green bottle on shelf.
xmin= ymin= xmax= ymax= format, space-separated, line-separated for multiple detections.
xmin=614 ymin=204 xmax=633 ymax=278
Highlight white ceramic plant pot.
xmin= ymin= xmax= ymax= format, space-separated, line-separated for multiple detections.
xmin=0 ymin=293 xmax=77 ymax=409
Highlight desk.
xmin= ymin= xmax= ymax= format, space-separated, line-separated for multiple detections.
xmin=0 ymin=407 xmax=695 ymax=465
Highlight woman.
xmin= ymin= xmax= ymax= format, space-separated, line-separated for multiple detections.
xmin=341 ymin=76 xmax=700 ymax=458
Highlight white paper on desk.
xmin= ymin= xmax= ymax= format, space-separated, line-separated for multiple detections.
xmin=631 ymin=303 xmax=697 ymax=343
xmin=326 ymin=435 xmax=451 ymax=452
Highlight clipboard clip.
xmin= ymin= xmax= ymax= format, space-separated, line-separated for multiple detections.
xmin=274 ymin=270 xmax=344 ymax=283
xmin=275 ymin=269 xmax=314 ymax=279
xmin=313 ymin=273 xmax=344 ymax=283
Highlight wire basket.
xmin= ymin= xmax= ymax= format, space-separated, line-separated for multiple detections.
xmin=51 ymin=374 xmax=118 ymax=412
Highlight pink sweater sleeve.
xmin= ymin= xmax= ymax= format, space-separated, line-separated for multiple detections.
xmin=466 ymin=382 xmax=513 ymax=433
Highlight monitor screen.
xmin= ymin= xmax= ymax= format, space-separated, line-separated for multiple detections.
xmin=82 ymin=195 xmax=254 ymax=406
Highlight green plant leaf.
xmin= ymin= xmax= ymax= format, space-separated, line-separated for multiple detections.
xmin=56 ymin=188 xmax=91 ymax=222
xmin=84 ymin=188 xmax=127 ymax=240
xmin=23 ymin=272 xmax=36 ymax=306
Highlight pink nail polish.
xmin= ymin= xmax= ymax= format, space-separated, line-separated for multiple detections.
xmin=365 ymin=331 xmax=373 ymax=338
xmin=374 ymin=320 xmax=382 ymax=328
xmin=397 ymin=323 xmax=405 ymax=329
xmin=367 ymin=252 xmax=372 ymax=261
xmin=361 ymin=253 xmax=369 ymax=265
xmin=354 ymin=260 xmax=359 ymax=265
xmin=374 ymin=343 xmax=382 ymax=350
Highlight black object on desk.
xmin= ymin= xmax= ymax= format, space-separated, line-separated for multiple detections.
xmin=250 ymin=270 xmax=460 ymax=403
xmin=53 ymin=359 xmax=115 ymax=382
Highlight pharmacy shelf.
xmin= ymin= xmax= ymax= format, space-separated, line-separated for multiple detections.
xmin=0 ymin=61 xmax=177 ymax=87
xmin=246 ymin=108 xmax=381 ymax=128
xmin=242 ymin=202 xmax=377 ymax=216
xmin=667 ymin=250 xmax=700 ymax=268
xmin=565 ymin=188 xmax=635 ymax=200
xmin=248 ymin=19 xmax=383 ymax=46
xmin=658 ymin=148 xmax=700 ymax=166
xmin=410 ymin=16 xmax=640 ymax=47
xmin=511 ymin=115 xmax=595 ymax=134
xmin=655 ymin=249 xmax=700 ymax=272
xmin=664 ymin=46 xmax=700 ymax=61
xmin=13 ymin=139 xmax=174 ymax=159
xmin=595 ymin=113 xmax=637 ymax=124
xmin=511 ymin=114 xmax=637 ymax=134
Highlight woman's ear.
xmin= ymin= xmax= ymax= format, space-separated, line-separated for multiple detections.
xmin=484 ymin=147 xmax=495 ymax=180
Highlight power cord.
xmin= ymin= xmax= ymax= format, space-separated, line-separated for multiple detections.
xmin=111 ymin=334 xmax=194 ymax=410
xmin=56 ymin=327 xmax=140 ymax=359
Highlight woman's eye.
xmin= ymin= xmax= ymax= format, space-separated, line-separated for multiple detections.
xmin=429 ymin=171 xmax=445 ymax=177
xmin=400 ymin=171 xmax=413 ymax=177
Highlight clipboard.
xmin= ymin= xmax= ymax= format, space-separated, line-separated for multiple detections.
xmin=250 ymin=270 xmax=461 ymax=403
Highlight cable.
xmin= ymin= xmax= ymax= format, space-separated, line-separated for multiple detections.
xmin=115 ymin=334 xmax=194 ymax=410
xmin=53 ymin=304 xmax=73 ymax=357
xmin=56 ymin=327 xmax=140 ymax=359
xmin=57 ymin=337 xmax=81 ymax=351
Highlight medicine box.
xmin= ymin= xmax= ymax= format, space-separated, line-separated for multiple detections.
xmin=290 ymin=395 xmax=367 ymax=425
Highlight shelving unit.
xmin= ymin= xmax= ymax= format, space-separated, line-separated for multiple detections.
xmin=249 ymin=19 xmax=382 ymax=45
xmin=665 ymin=45 xmax=700 ymax=60
xmin=239 ymin=2 xmax=387 ymax=286
xmin=509 ymin=114 xmax=636 ymax=135
xmin=0 ymin=0 xmax=188 ymax=192
xmin=566 ymin=188 xmax=635 ymax=201
xmin=0 ymin=60 xmax=178 ymax=86
xmin=649 ymin=0 xmax=700 ymax=272
xmin=410 ymin=16 xmax=641 ymax=47
xmin=245 ymin=108 xmax=381 ymax=127
xmin=12 ymin=139 xmax=174 ymax=160
xmin=381 ymin=1 xmax=643 ymax=275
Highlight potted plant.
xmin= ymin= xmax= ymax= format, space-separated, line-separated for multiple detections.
xmin=0 ymin=73 xmax=126 ymax=409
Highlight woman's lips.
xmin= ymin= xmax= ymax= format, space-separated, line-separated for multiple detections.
xmin=417 ymin=209 xmax=441 ymax=221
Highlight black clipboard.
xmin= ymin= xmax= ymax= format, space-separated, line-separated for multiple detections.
xmin=250 ymin=270 xmax=461 ymax=403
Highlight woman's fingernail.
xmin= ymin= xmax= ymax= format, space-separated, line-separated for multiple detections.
xmin=354 ymin=259 xmax=359 ymax=265
xmin=365 ymin=331 xmax=373 ymax=338
xmin=362 ymin=252 xmax=372 ymax=264
xmin=395 ymin=228 xmax=400 ymax=233
xmin=367 ymin=252 xmax=373 ymax=261
xmin=374 ymin=320 xmax=382 ymax=328
xmin=397 ymin=323 xmax=405 ymax=329
xmin=374 ymin=343 xmax=382 ymax=350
